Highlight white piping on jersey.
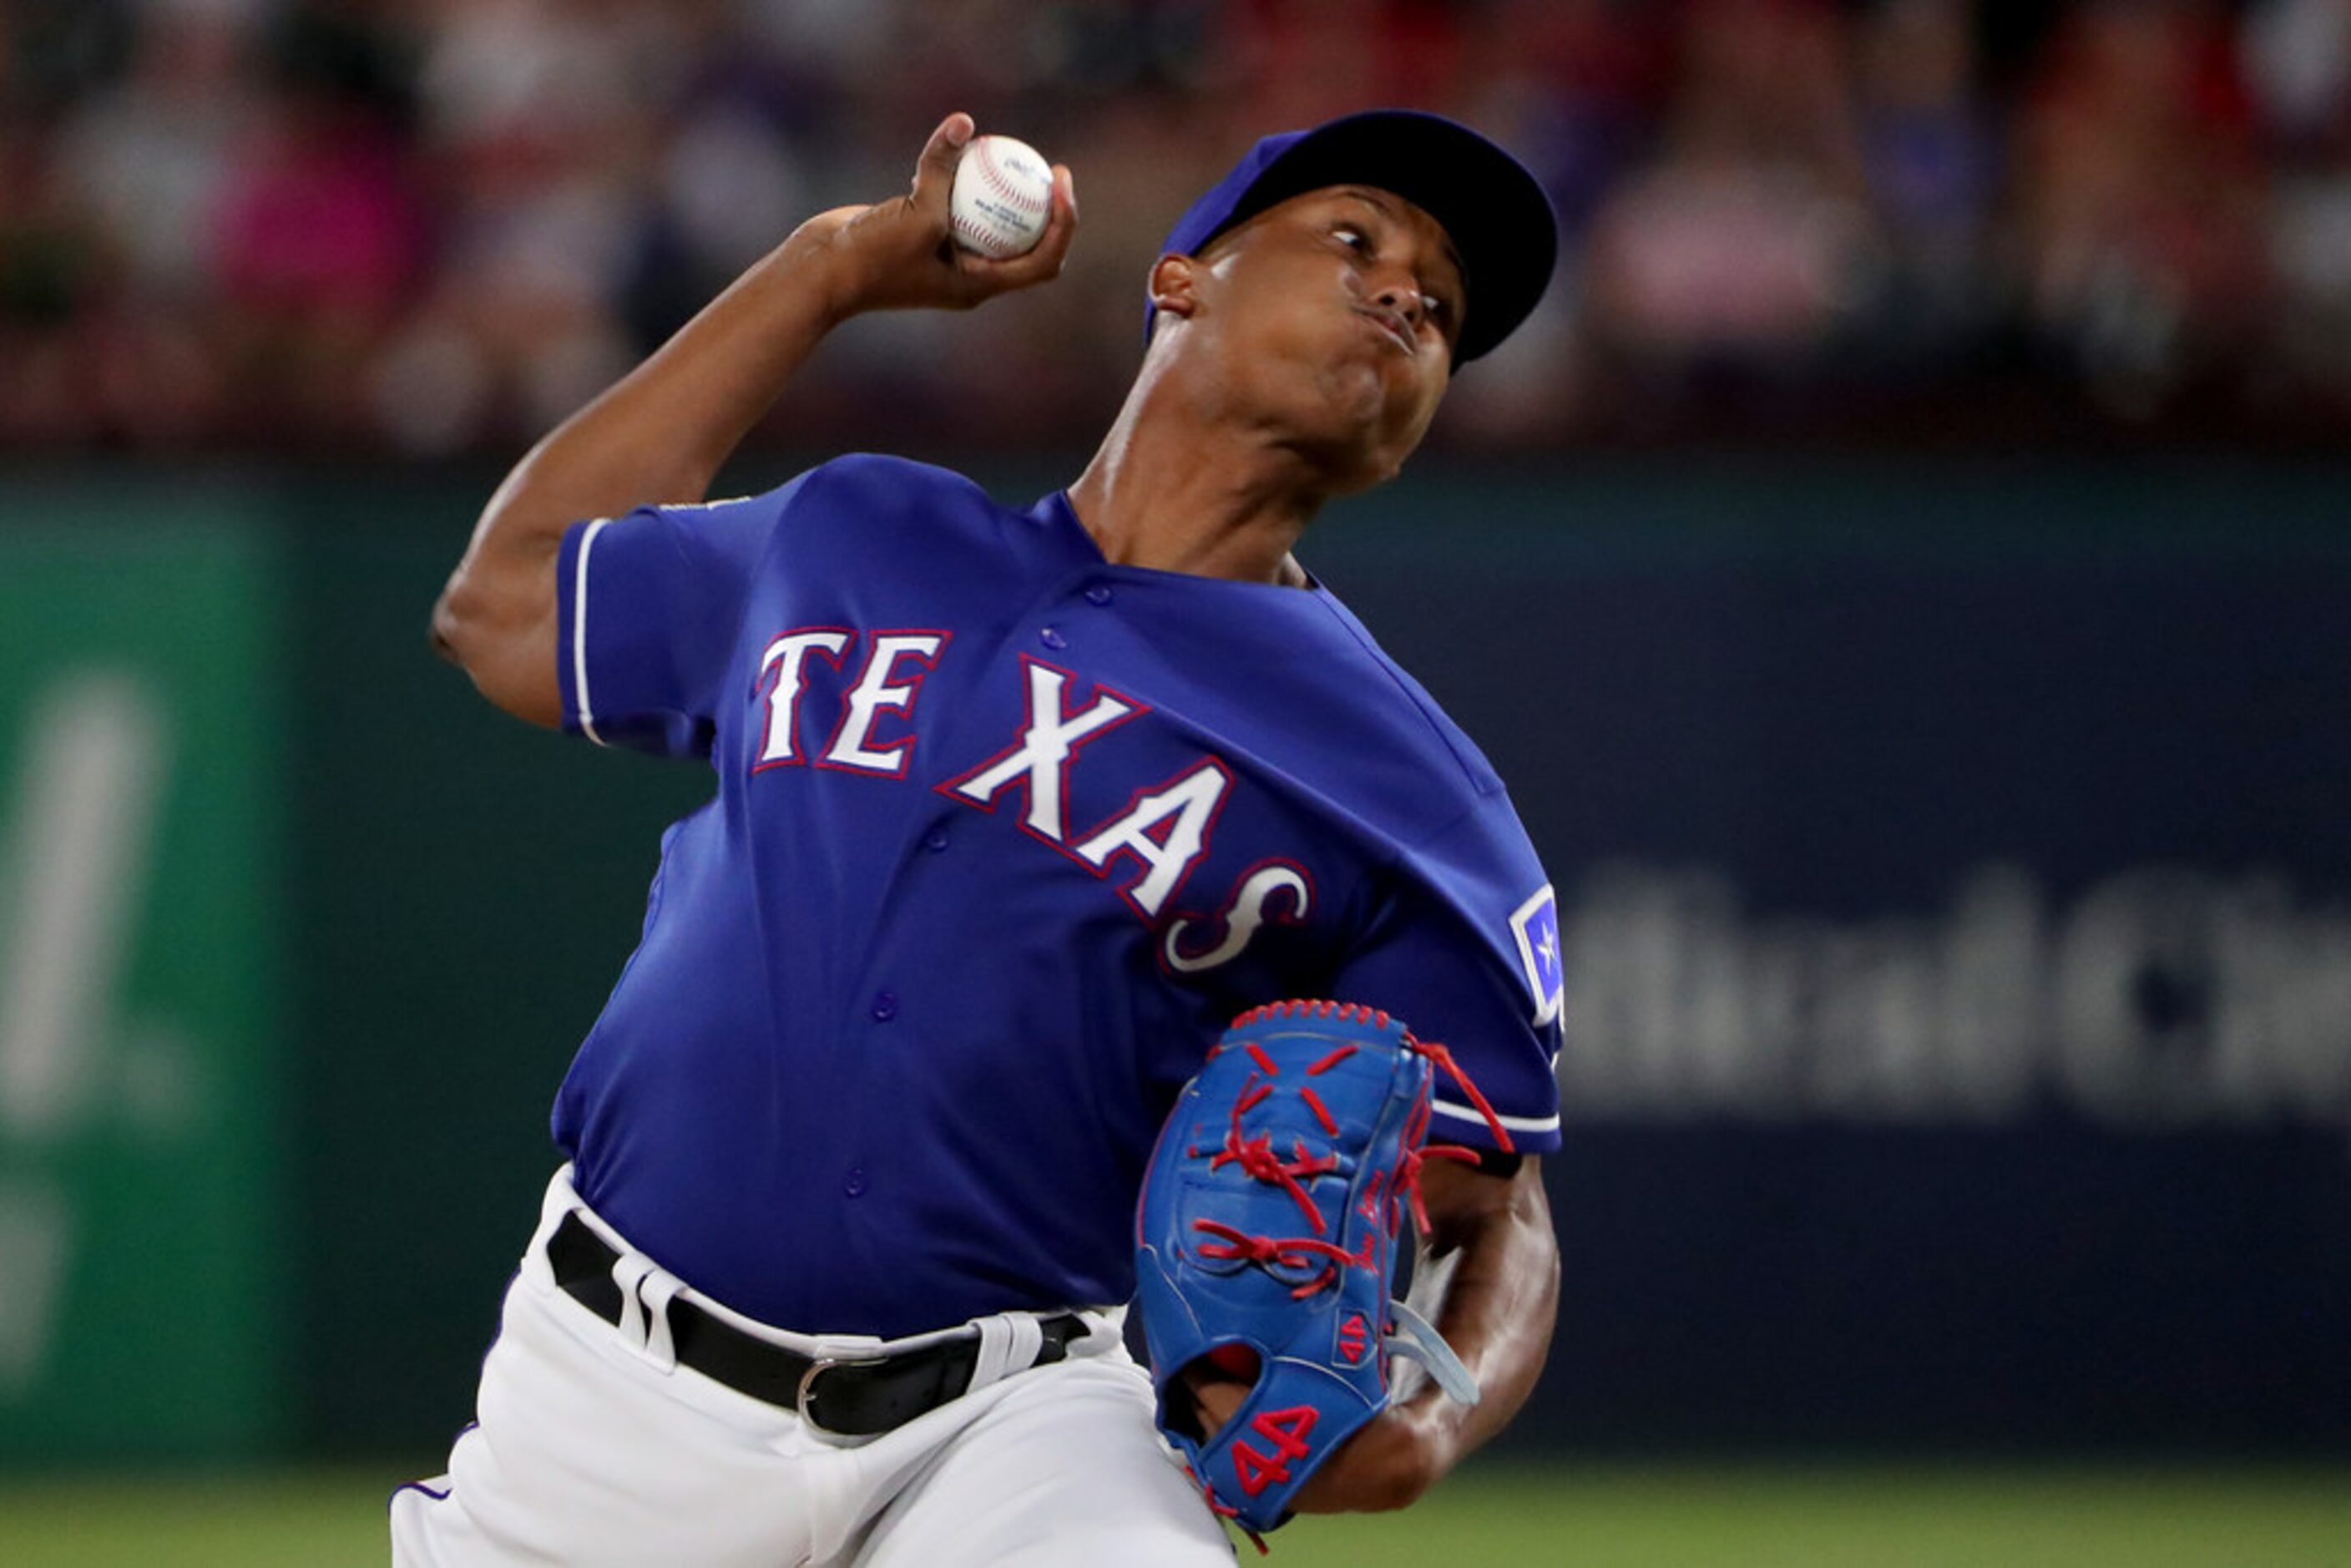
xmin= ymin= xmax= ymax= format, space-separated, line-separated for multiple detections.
xmin=1432 ymin=1096 xmax=1560 ymax=1135
xmin=574 ymin=517 xmax=613 ymax=746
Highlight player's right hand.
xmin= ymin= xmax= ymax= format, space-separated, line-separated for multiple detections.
xmin=795 ymin=113 xmax=1077 ymax=318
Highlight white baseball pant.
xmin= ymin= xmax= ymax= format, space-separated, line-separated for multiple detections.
xmin=389 ymin=1168 xmax=1234 ymax=1566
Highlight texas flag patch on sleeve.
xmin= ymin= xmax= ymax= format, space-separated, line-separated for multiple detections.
xmin=1509 ymin=883 xmax=1564 ymax=1029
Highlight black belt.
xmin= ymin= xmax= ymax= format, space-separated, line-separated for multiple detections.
xmin=546 ymin=1211 xmax=1089 ymax=1438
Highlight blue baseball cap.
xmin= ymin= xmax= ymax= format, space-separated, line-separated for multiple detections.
xmin=1146 ymin=109 xmax=1558 ymax=366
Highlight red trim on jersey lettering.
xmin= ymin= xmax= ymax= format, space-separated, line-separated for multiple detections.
xmin=750 ymin=626 xmax=853 ymax=774
xmin=1157 ymin=857 xmax=1317 ymax=979
xmin=812 ymin=629 xmax=952 ymax=778
xmin=1068 ymin=755 xmax=1234 ymax=923
xmin=934 ymin=655 xmax=1149 ymax=850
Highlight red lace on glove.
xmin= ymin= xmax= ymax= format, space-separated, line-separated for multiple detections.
xmin=1188 ymin=1001 xmax=1514 ymax=1301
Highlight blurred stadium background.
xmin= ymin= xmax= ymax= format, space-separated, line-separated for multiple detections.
xmin=2 ymin=0 xmax=2348 ymax=1561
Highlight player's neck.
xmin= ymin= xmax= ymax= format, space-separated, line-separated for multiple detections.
xmin=1069 ymin=370 xmax=1328 ymax=588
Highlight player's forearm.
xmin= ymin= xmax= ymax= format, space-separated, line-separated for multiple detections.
xmin=432 ymin=222 xmax=861 ymax=720
xmin=1404 ymin=1156 xmax=1560 ymax=1473
xmin=1301 ymin=1156 xmax=1557 ymax=1513
xmin=432 ymin=116 xmax=1075 ymax=726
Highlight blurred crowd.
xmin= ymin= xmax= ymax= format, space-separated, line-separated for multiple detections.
xmin=6 ymin=0 xmax=2351 ymax=455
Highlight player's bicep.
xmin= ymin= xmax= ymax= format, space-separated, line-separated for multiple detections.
xmin=1335 ymin=931 xmax=1560 ymax=1149
xmin=557 ymin=492 xmax=786 ymax=756
xmin=1330 ymin=812 xmax=1565 ymax=1154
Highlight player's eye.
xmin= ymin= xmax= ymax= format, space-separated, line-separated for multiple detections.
xmin=1333 ymin=225 xmax=1370 ymax=253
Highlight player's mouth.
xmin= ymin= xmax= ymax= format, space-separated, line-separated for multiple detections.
xmin=1355 ymin=306 xmax=1418 ymax=357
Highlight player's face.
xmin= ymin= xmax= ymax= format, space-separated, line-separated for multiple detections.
xmin=1192 ymin=187 xmax=1464 ymax=490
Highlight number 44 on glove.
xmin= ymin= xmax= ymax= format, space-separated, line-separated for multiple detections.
xmin=1135 ymin=999 xmax=1514 ymax=1539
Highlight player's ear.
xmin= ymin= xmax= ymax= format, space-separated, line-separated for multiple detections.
xmin=1150 ymin=252 xmax=1201 ymax=322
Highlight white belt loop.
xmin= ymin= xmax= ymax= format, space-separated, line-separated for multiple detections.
xmin=609 ymin=1250 xmax=686 ymax=1374
xmin=1075 ymin=1302 xmax=1125 ymax=1353
xmin=635 ymin=1270 xmax=685 ymax=1373
xmin=965 ymin=1313 xmax=1045 ymax=1395
xmin=1006 ymin=1313 xmax=1045 ymax=1374
xmin=609 ymin=1252 xmax=655 ymax=1348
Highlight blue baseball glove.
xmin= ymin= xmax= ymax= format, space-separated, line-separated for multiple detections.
xmin=1135 ymin=1000 xmax=1513 ymax=1538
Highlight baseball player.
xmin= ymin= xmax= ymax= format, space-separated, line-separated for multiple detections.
xmin=401 ymin=107 xmax=1565 ymax=1565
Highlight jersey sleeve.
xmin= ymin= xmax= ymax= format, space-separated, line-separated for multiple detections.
xmin=1328 ymin=793 xmax=1565 ymax=1154
xmin=554 ymin=484 xmax=798 ymax=758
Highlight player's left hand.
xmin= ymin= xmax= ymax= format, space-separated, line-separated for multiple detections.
xmin=1183 ymin=1370 xmax=1453 ymax=1514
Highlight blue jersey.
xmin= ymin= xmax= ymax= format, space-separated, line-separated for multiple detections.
xmin=551 ymin=455 xmax=1563 ymax=1338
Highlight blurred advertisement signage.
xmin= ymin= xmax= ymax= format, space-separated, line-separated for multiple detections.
xmin=0 ymin=524 xmax=283 ymax=1460
xmin=1560 ymin=862 xmax=2350 ymax=1128
xmin=1322 ymin=502 xmax=2351 ymax=1448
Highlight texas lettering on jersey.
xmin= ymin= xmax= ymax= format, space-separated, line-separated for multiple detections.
xmin=553 ymin=468 xmax=1563 ymax=1334
xmin=751 ymin=630 xmax=1300 ymax=969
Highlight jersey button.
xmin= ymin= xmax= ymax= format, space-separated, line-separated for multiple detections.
xmin=870 ymin=992 xmax=897 ymax=1022
xmin=1039 ymin=626 xmax=1067 ymax=650
xmin=1084 ymin=584 xmax=1114 ymax=608
xmin=844 ymin=1166 xmax=868 ymax=1198
xmin=923 ymin=827 xmax=950 ymax=853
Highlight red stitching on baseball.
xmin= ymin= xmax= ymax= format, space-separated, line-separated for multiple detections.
xmin=973 ymin=141 xmax=1049 ymax=214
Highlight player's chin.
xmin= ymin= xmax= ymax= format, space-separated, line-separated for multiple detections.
xmin=1287 ymin=367 xmax=1433 ymax=488
xmin=1359 ymin=397 xmax=1438 ymax=484
xmin=1317 ymin=432 xmax=1421 ymax=496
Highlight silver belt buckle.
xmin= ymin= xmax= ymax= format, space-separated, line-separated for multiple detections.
xmin=796 ymin=1354 xmax=889 ymax=1439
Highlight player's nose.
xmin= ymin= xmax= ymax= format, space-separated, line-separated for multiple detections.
xmin=1373 ymin=281 xmax=1424 ymax=327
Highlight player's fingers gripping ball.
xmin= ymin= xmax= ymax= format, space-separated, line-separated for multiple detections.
xmin=1135 ymin=1001 xmax=1514 ymax=1538
xmin=949 ymin=134 xmax=1054 ymax=258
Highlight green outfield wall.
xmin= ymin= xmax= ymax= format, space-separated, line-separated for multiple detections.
xmin=0 ymin=497 xmax=286 ymax=1460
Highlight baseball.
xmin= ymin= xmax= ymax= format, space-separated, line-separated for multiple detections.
xmin=949 ymin=134 xmax=1054 ymax=260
